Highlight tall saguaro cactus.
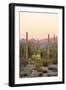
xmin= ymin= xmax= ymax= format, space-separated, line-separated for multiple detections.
xmin=54 ymin=34 xmax=55 ymax=46
xmin=37 ymin=39 xmax=40 ymax=54
xmin=26 ymin=32 xmax=28 ymax=60
xmin=47 ymin=34 xmax=50 ymax=59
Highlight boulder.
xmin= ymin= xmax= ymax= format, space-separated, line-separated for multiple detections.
xmin=40 ymin=66 xmax=48 ymax=73
xmin=47 ymin=72 xmax=58 ymax=76
xmin=48 ymin=64 xmax=58 ymax=72
xmin=30 ymin=70 xmax=43 ymax=77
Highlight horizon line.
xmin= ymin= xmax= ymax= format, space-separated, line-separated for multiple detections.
xmin=20 ymin=36 xmax=58 ymax=40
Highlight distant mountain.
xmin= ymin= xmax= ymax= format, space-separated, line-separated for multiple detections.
xmin=20 ymin=37 xmax=58 ymax=48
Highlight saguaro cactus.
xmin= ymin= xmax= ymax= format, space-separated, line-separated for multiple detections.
xmin=54 ymin=34 xmax=55 ymax=46
xmin=47 ymin=34 xmax=50 ymax=59
xmin=26 ymin=32 xmax=28 ymax=60
xmin=37 ymin=39 xmax=40 ymax=54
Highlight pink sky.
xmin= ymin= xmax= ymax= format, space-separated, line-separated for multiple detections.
xmin=20 ymin=12 xmax=58 ymax=40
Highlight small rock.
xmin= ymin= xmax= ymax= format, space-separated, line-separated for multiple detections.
xmin=30 ymin=70 xmax=39 ymax=77
xmin=30 ymin=70 xmax=43 ymax=77
xmin=41 ymin=66 xmax=48 ymax=72
xmin=47 ymin=72 xmax=58 ymax=76
xmin=24 ymin=64 xmax=35 ymax=71
xmin=48 ymin=64 xmax=57 ymax=69
xmin=47 ymin=70 xmax=53 ymax=73
xmin=20 ymin=71 xmax=28 ymax=77
xmin=48 ymin=64 xmax=58 ymax=72
xmin=42 ymin=73 xmax=48 ymax=77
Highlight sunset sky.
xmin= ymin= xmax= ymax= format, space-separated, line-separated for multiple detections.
xmin=20 ymin=12 xmax=58 ymax=40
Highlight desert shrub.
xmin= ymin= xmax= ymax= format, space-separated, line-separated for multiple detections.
xmin=20 ymin=57 xmax=28 ymax=66
xmin=31 ymin=55 xmax=36 ymax=60
xmin=53 ymin=59 xmax=58 ymax=64
xmin=31 ymin=54 xmax=42 ymax=71
xmin=42 ymin=59 xmax=52 ymax=66
xmin=31 ymin=54 xmax=41 ymax=63
xmin=35 ymin=63 xmax=42 ymax=71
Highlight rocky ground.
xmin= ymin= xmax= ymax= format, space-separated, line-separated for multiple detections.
xmin=20 ymin=62 xmax=58 ymax=78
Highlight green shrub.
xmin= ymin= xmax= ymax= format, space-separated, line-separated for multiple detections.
xmin=20 ymin=57 xmax=28 ymax=66
xmin=31 ymin=54 xmax=42 ymax=71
